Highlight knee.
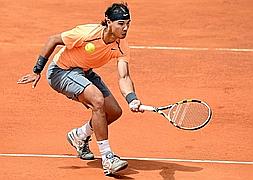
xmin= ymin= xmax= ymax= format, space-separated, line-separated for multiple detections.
xmin=107 ymin=106 xmax=122 ymax=125
xmin=114 ymin=107 xmax=123 ymax=119
xmin=91 ymin=94 xmax=105 ymax=111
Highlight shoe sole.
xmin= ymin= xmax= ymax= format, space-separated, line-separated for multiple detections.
xmin=67 ymin=133 xmax=95 ymax=160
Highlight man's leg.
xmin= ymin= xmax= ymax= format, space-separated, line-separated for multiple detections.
xmin=77 ymin=84 xmax=108 ymax=141
xmin=78 ymin=85 xmax=128 ymax=175
xmin=77 ymin=93 xmax=122 ymax=142
xmin=104 ymin=94 xmax=122 ymax=125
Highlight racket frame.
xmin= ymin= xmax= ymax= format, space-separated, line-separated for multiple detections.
xmin=140 ymin=99 xmax=212 ymax=130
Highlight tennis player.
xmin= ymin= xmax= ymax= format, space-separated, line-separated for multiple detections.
xmin=17 ymin=2 xmax=142 ymax=176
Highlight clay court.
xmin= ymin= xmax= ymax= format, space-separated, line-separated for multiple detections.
xmin=0 ymin=0 xmax=253 ymax=179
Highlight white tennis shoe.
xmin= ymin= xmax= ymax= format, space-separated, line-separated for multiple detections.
xmin=67 ymin=128 xmax=94 ymax=160
xmin=102 ymin=151 xmax=128 ymax=176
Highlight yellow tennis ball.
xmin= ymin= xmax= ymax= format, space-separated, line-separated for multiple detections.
xmin=85 ymin=42 xmax=96 ymax=53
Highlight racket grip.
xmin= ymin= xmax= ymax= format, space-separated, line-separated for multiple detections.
xmin=139 ymin=105 xmax=156 ymax=111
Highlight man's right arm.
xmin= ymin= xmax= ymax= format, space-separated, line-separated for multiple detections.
xmin=17 ymin=34 xmax=65 ymax=88
xmin=40 ymin=34 xmax=64 ymax=59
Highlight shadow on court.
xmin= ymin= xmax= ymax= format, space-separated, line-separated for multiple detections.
xmin=59 ymin=158 xmax=202 ymax=180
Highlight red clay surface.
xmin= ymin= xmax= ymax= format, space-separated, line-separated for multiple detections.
xmin=1 ymin=0 xmax=253 ymax=179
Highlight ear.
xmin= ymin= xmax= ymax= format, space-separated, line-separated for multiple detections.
xmin=106 ymin=17 xmax=112 ymax=26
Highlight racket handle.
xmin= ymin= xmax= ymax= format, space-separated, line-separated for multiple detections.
xmin=139 ymin=105 xmax=156 ymax=111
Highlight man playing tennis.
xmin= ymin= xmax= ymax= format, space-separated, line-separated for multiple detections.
xmin=17 ymin=2 xmax=142 ymax=176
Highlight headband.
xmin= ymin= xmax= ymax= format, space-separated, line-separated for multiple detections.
xmin=107 ymin=7 xmax=130 ymax=21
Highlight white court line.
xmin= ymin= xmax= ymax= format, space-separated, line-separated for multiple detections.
xmin=129 ymin=45 xmax=253 ymax=52
xmin=0 ymin=153 xmax=252 ymax=165
xmin=1 ymin=42 xmax=253 ymax=52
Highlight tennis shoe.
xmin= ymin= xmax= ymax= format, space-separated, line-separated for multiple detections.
xmin=102 ymin=151 xmax=128 ymax=176
xmin=67 ymin=128 xmax=94 ymax=160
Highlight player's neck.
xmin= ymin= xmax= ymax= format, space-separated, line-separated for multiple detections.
xmin=102 ymin=28 xmax=118 ymax=45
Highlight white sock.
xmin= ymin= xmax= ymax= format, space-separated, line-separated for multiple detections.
xmin=77 ymin=121 xmax=93 ymax=139
xmin=97 ymin=140 xmax=111 ymax=161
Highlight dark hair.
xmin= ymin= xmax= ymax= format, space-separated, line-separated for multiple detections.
xmin=101 ymin=2 xmax=130 ymax=27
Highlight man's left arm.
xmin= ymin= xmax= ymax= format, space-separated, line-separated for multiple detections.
xmin=117 ymin=60 xmax=142 ymax=112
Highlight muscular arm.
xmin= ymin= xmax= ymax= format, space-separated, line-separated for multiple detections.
xmin=117 ymin=60 xmax=135 ymax=97
xmin=32 ymin=33 xmax=64 ymax=73
xmin=40 ymin=34 xmax=65 ymax=58
xmin=17 ymin=34 xmax=64 ymax=88
xmin=34 ymin=33 xmax=64 ymax=73
xmin=117 ymin=60 xmax=143 ymax=112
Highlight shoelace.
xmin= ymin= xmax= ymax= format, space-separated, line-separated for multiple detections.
xmin=108 ymin=155 xmax=121 ymax=163
xmin=79 ymin=137 xmax=92 ymax=153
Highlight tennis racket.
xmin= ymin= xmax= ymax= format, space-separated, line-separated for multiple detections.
xmin=139 ymin=99 xmax=212 ymax=130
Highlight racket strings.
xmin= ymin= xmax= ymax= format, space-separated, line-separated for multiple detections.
xmin=168 ymin=102 xmax=210 ymax=129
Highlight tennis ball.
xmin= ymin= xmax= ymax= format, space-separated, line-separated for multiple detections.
xmin=84 ymin=42 xmax=96 ymax=53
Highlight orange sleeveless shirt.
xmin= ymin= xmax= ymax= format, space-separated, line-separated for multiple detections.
xmin=53 ymin=24 xmax=130 ymax=71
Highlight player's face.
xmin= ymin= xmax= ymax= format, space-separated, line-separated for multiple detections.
xmin=110 ymin=19 xmax=131 ymax=39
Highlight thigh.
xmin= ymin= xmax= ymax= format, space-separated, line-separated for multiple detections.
xmin=86 ymin=71 xmax=122 ymax=118
xmin=86 ymin=70 xmax=111 ymax=98
xmin=46 ymin=62 xmax=92 ymax=101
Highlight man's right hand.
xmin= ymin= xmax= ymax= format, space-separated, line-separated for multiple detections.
xmin=17 ymin=73 xmax=41 ymax=88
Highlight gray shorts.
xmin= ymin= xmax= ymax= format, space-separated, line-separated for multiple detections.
xmin=46 ymin=61 xmax=111 ymax=101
